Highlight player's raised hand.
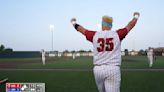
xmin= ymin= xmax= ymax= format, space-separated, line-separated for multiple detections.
xmin=70 ymin=18 xmax=77 ymax=25
xmin=70 ymin=18 xmax=86 ymax=34
xmin=133 ymin=12 xmax=140 ymax=19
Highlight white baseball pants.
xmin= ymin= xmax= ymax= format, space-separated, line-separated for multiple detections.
xmin=42 ymin=57 xmax=45 ymax=65
xmin=93 ymin=65 xmax=121 ymax=92
xmin=148 ymin=56 xmax=153 ymax=67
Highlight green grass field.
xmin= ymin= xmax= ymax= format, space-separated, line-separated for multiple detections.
xmin=0 ymin=56 xmax=164 ymax=92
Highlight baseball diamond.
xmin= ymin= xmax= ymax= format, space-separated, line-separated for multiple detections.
xmin=0 ymin=56 xmax=164 ymax=92
xmin=0 ymin=1 xmax=164 ymax=92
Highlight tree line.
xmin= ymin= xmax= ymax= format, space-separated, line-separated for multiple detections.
xmin=0 ymin=44 xmax=13 ymax=53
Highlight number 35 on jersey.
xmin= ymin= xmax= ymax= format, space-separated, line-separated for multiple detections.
xmin=97 ymin=38 xmax=114 ymax=52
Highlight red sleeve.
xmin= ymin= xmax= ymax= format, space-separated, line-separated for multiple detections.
xmin=84 ymin=30 xmax=96 ymax=42
xmin=116 ymin=28 xmax=128 ymax=41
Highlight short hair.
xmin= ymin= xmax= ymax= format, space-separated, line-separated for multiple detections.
xmin=102 ymin=15 xmax=113 ymax=24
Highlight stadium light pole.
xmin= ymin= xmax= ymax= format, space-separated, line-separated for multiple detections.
xmin=50 ymin=24 xmax=54 ymax=52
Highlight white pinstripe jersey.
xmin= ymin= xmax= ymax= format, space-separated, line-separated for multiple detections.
xmin=85 ymin=28 xmax=128 ymax=66
xmin=93 ymin=31 xmax=121 ymax=66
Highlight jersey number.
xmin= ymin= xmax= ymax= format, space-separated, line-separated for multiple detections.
xmin=97 ymin=38 xmax=114 ymax=52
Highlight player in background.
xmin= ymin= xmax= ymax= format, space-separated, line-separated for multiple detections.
xmin=71 ymin=12 xmax=140 ymax=92
xmin=147 ymin=47 xmax=154 ymax=67
xmin=41 ymin=49 xmax=46 ymax=65
xmin=72 ymin=53 xmax=76 ymax=59
xmin=162 ymin=50 xmax=164 ymax=56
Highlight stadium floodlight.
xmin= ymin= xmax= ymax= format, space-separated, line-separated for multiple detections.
xmin=50 ymin=24 xmax=55 ymax=31
xmin=49 ymin=24 xmax=55 ymax=52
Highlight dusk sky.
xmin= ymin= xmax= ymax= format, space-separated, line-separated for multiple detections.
xmin=0 ymin=0 xmax=164 ymax=51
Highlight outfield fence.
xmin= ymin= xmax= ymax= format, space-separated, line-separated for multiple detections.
xmin=0 ymin=51 xmax=41 ymax=58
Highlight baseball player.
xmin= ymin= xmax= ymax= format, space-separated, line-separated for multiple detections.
xmin=72 ymin=53 xmax=76 ymax=59
xmin=162 ymin=50 xmax=164 ymax=56
xmin=41 ymin=49 xmax=46 ymax=65
xmin=147 ymin=47 xmax=154 ymax=67
xmin=71 ymin=12 xmax=140 ymax=92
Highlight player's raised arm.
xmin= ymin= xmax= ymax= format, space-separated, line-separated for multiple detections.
xmin=70 ymin=18 xmax=87 ymax=35
xmin=125 ymin=12 xmax=140 ymax=32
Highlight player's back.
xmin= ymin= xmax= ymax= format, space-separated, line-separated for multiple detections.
xmin=92 ymin=30 xmax=121 ymax=66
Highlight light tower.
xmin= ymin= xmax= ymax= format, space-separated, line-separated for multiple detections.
xmin=49 ymin=24 xmax=54 ymax=52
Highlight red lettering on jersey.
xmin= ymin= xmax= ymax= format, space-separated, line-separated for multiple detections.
xmin=97 ymin=38 xmax=114 ymax=52
xmin=105 ymin=38 xmax=113 ymax=51
xmin=97 ymin=38 xmax=105 ymax=52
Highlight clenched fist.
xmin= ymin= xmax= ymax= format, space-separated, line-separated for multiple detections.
xmin=133 ymin=12 xmax=140 ymax=19
xmin=71 ymin=18 xmax=77 ymax=25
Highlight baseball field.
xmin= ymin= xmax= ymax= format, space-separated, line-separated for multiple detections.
xmin=0 ymin=56 xmax=164 ymax=92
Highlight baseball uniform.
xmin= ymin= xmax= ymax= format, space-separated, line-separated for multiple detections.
xmin=41 ymin=50 xmax=46 ymax=65
xmin=84 ymin=28 xmax=128 ymax=92
xmin=147 ymin=48 xmax=154 ymax=67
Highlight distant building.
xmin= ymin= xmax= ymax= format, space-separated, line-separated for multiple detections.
xmin=121 ymin=51 xmax=125 ymax=56
xmin=63 ymin=52 xmax=73 ymax=57
xmin=48 ymin=51 xmax=59 ymax=57
xmin=129 ymin=50 xmax=138 ymax=56
xmin=75 ymin=52 xmax=80 ymax=57
xmin=48 ymin=53 xmax=55 ymax=57
xmin=80 ymin=52 xmax=93 ymax=56
xmin=63 ymin=52 xmax=93 ymax=57
xmin=88 ymin=52 xmax=93 ymax=56
xmin=58 ymin=52 xmax=62 ymax=57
